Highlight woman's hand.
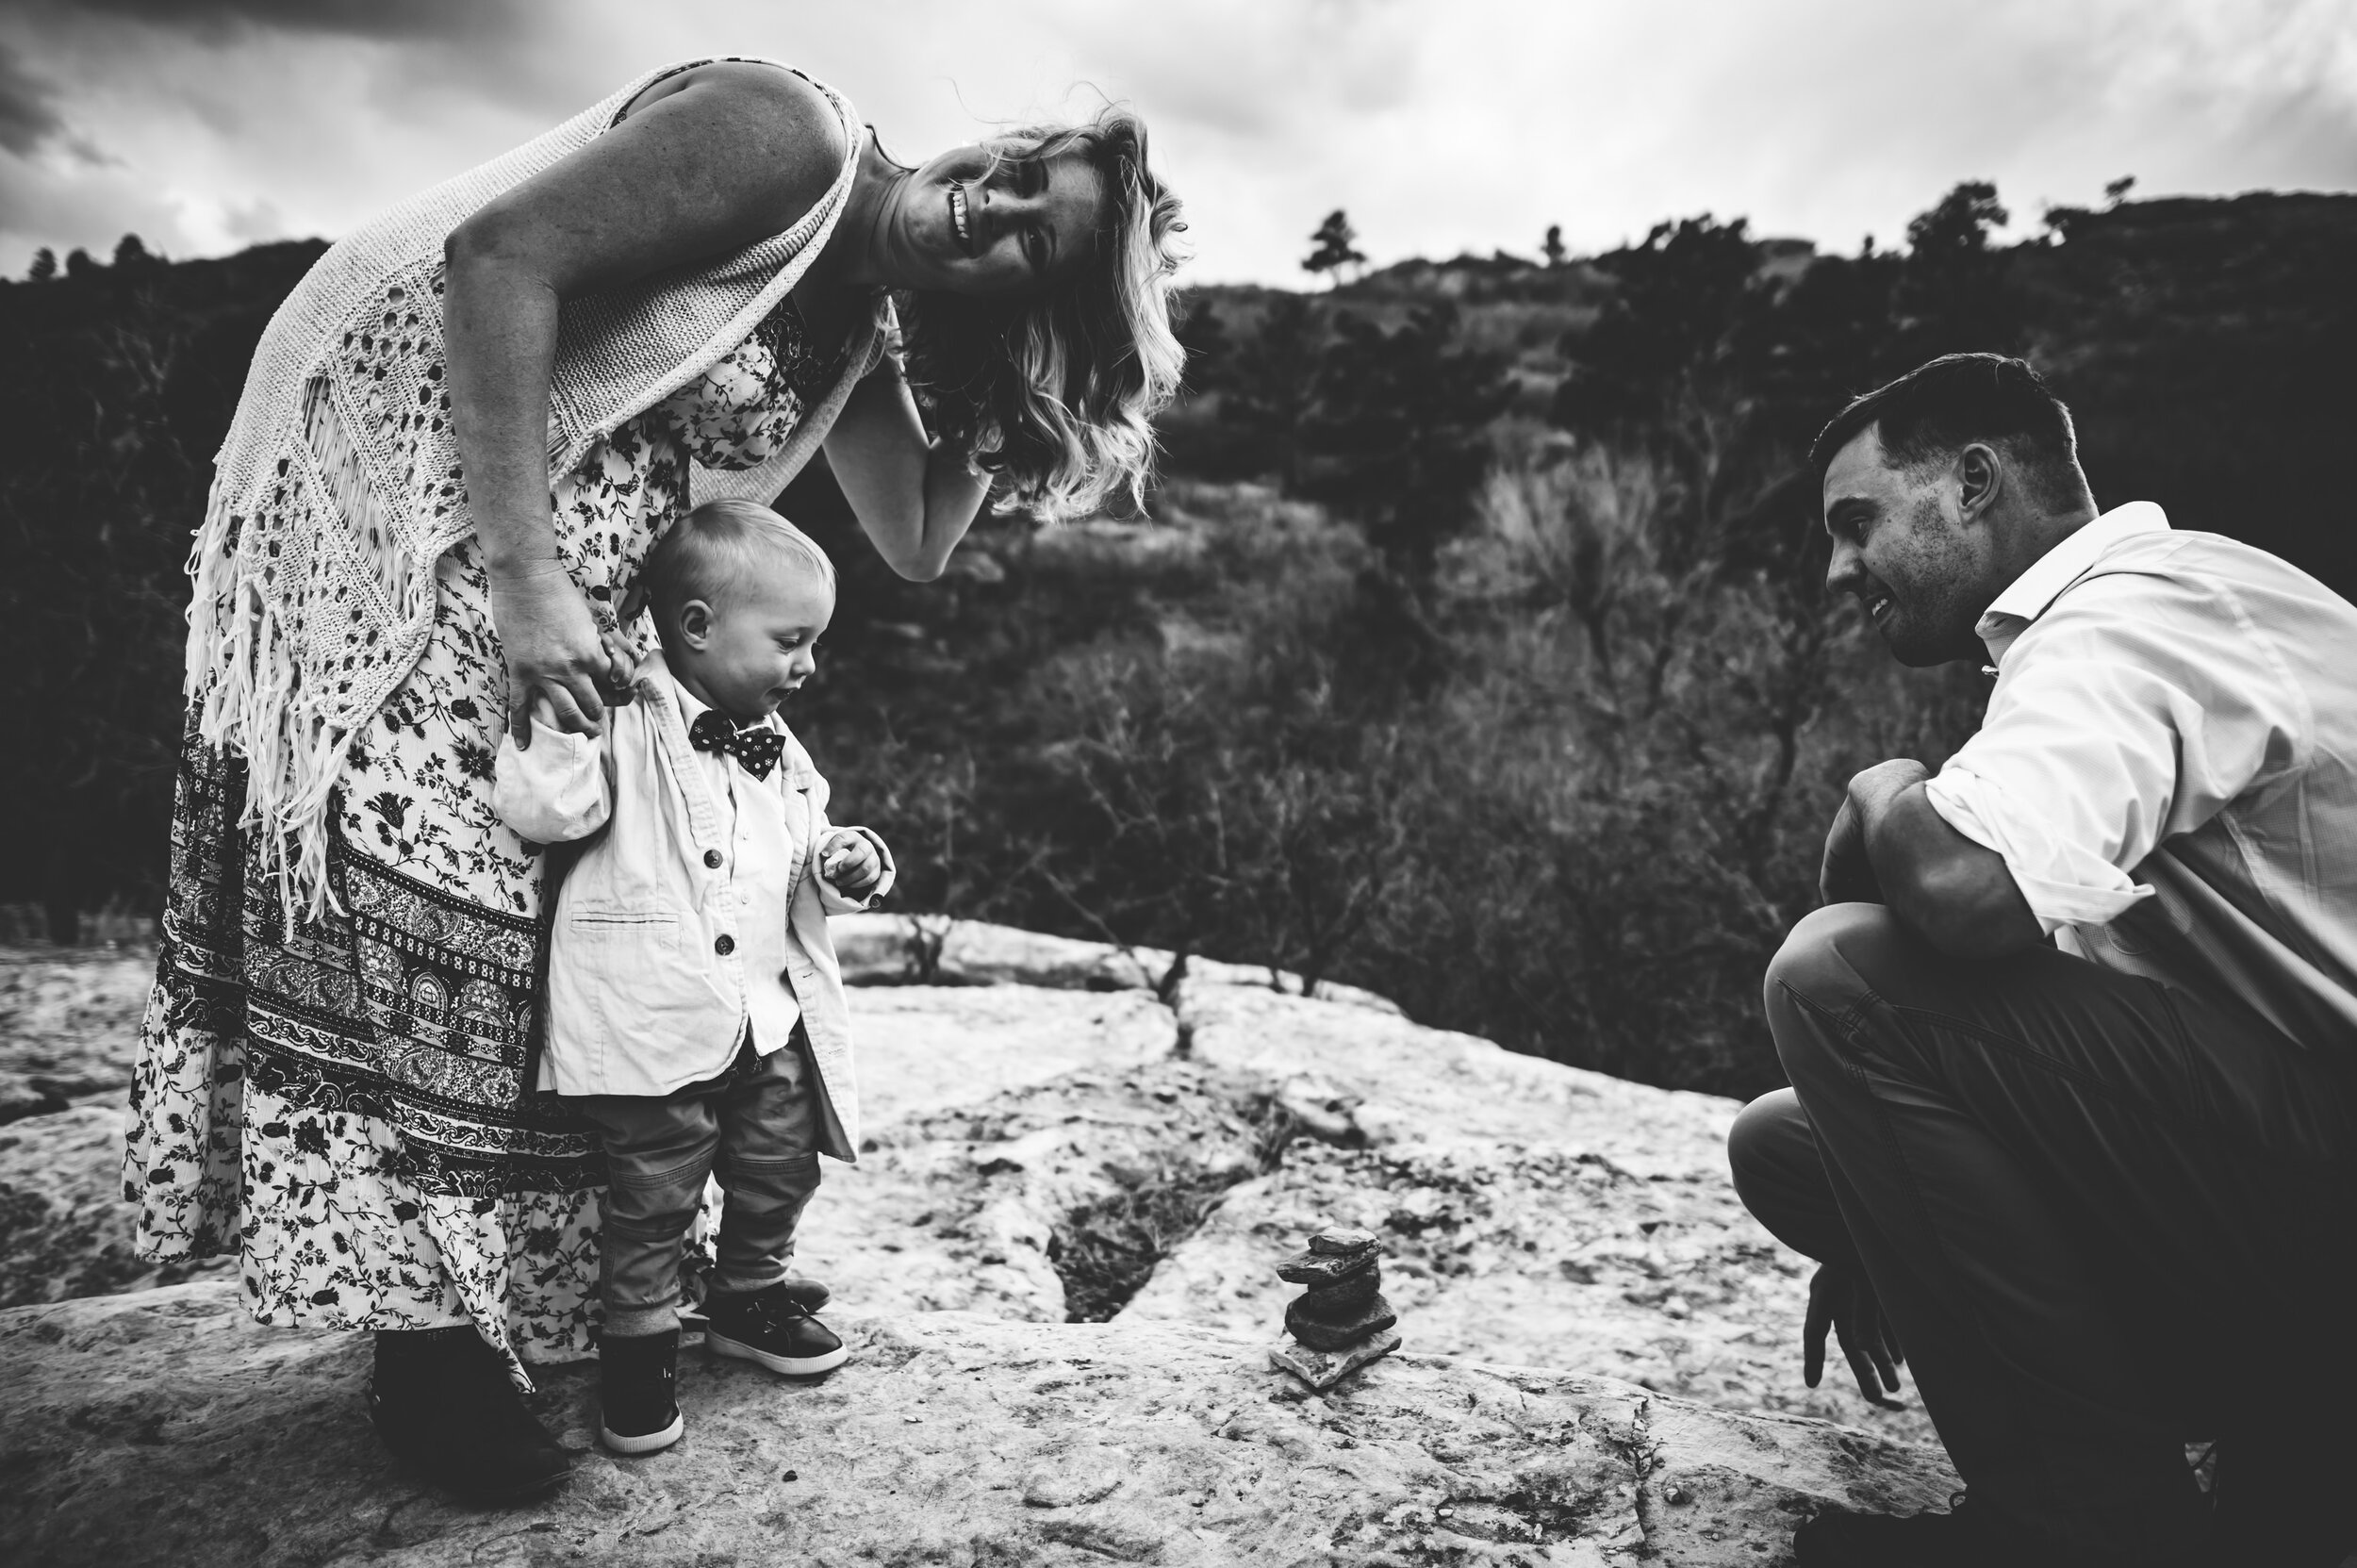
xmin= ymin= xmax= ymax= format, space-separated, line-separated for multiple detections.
xmin=488 ymin=562 xmax=611 ymax=747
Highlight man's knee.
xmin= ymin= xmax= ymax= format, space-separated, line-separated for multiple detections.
xmin=1727 ymin=1087 xmax=1811 ymax=1216
xmin=1728 ymin=1088 xmax=1805 ymax=1183
xmin=1762 ymin=903 xmax=1910 ymax=1085
xmin=1764 ymin=903 xmax=1904 ymax=1011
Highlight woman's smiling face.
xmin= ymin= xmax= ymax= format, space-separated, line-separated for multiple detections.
xmin=889 ymin=140 xmax=1107 ymax=298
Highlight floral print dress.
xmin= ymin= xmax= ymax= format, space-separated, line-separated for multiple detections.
xmin=126 ymin=297 xmax=854 ymax=1380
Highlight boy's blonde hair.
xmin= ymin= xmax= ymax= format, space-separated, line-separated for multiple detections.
xmin=640 ymin=499 xmax=835 ymax=649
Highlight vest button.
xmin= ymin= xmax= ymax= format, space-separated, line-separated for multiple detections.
xmin=703 ymin=850 xmax=723 ymax=869
xmin=714 ymin=933 xmax=735 ymax=956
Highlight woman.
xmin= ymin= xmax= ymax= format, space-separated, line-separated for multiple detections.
xmin=125 ymin=57 xmax=1186 ymax=1498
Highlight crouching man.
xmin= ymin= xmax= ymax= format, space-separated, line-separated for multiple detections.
xmin=1730 ymin=354 xmax=2357 ymax=1567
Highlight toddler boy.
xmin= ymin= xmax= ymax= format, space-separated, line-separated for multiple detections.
xmin=494 ymin=498 xmax=890 ymax=1456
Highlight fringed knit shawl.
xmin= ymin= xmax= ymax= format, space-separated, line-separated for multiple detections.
xmin=187 ymin=59 xmax=880 ymax=919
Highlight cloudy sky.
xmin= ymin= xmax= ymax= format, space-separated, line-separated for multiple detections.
xmin=2 ymin=0 xmax=2352 ymax=285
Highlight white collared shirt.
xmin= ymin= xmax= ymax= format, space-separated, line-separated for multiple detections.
xmin=1923 ymin=502 xmax=2357 ymax=1048
xmin=668 ymin=676 xmax=809 ymax=1060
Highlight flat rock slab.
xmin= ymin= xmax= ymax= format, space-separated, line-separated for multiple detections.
xmin=0 ymin=1106 xmax=231 ymax=1308
xmin=832 ymin=916 xmax=1399 ymax=1013
xmin=1177 ymin=980 xmax=1741 ymax=1172
xmin=1137 ymin=983 xmax=1944 ymax=1448
xmin=1269 ymin=1328 xmax=1402 ymax=1391
xmin=0 ymin=944 xmax=153 ymax=1122
xmin=0 ymin=1280 xmax=1959 ymax=1568
xmin=847 ymin=984 xmax=1177 ymax=1127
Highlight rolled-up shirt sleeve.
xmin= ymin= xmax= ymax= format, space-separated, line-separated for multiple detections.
xmin=1922 ymin=570 xmax=2306 ymax=936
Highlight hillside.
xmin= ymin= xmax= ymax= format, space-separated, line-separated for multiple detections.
xmin=4 ymin=188 xmax=2352 ymax=1103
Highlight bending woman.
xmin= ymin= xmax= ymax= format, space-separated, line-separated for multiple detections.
xmin=126 ymin=57 xmax=1185 ymax=1499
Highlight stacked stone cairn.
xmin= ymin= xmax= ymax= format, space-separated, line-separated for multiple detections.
xmin=1267 ymin=1225 xmax=1401 ymax=1391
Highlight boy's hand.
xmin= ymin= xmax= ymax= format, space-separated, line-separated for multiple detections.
xmin=595 ymin=628 xmax=639 ymax=706
xmin=818 ymin=830 xmax=882 ymax=896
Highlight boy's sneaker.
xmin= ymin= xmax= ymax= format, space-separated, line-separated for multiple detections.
xmin=704 ymin=1283 xmax=849 ymax=1376
xmin=682 ymin=1273 xmax=830 ymax=1329
xmin=599 ymin=1329 xmax=684 ymax=1456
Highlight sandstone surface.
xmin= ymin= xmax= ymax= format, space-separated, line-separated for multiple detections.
xmin=0 ymin=943 xmax=149 ymax=1122
xmin=0 ymin=934 xmax=1968 ymax=1564
xmin=0 ymin=1279 xmax=1958 ymax=1567
xmin=832 ymin=913 xmax=1400 ymax=1013
xmin=1124 ymin=982 xmax=1940 ymax=1446
xmin=0 ymin=1105 xmax=232 ymax=1308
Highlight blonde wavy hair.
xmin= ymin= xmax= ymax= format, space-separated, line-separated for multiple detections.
xmin=896 ymin=106 xmax=1189 ymax=521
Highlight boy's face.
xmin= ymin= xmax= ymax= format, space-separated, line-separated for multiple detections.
xmin=672 ymin=569 xmax=835 ymax=724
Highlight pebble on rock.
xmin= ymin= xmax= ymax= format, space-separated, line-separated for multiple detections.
xmin=1294 ymin=1264 xmax=1381 ymax=1311
xmin=1284 ymin=1293 xmax=1398 ymax=1353
xmin=1268 ymin=1224 xmax=1404 ymax=1386
xmin=1307 ymin=1227 xmax=1379 ymax=1256
xmin=1276 ymin=1247 xmax=1376 ymax=1287
xmin=1267 ymin=1329 xmax=1404 ymax=1392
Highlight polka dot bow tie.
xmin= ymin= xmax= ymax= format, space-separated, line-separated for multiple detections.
xmin=688 ymin=710 xmax=785 ymax=780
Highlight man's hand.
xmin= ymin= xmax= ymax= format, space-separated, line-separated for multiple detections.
xmin=1819 ymin=759 xmax=1931 ymax=906
xmin=1819 ymin=795 xmax=1881 ymax=906
xmin=818 ymin=830 xmax=882 ymax=896
xmin=1805 ymin=1262 xmax=1906 ymax=1409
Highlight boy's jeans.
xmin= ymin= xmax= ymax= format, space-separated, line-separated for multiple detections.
xmin=571 ymin=1026 xmax=822 ymax=1340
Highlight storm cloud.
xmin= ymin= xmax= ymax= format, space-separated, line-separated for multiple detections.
xmin=0 ymin=40 xmax=61 ymax=157
xmin=0 ymin=0 xmax=537 ymax=42
xmin=0 ymin=0 xmax=2350 ymax=282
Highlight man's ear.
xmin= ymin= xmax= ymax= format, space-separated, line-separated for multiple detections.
xmin=676 ymin=599 xmax=715 ymax=651
xmin=1957 ymin=444 xmax=2003 ymax=523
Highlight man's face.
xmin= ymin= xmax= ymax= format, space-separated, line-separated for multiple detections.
xmin=1821 ymin=427 xmax=1994 ymax=668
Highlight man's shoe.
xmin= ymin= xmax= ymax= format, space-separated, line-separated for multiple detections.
xmin=598 ymin=1329 xmax=684 ymax=1456
xmin=368 ymin=1327 xmax=572 ymax=1503
xmin=704 ymin=1283 xmax=849 ymax=1376
xmin=2209 ymin=1430 xmax=2357 ymax=1568
xmin=1795 ymin=1494 xmax=2203 ymax=1568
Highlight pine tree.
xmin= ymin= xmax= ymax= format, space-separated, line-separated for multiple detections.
xmin=26 ymin=248 xmax=56 ymax=282
xmin=1302 ymin=210 xmax=1367 ymax=289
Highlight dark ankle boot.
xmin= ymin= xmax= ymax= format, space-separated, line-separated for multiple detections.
xmin=369 ymin=1327 xmax=572 ymax=1502
xmin=599 ymin=1329 xmax=684 ymax=1456
xmin=2210 ymin=1430 xmax=2357 ymax=1567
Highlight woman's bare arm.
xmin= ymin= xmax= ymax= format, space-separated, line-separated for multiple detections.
xmin=822 ymin=359 xmax=992 ymax=582
xmin=442 ymin=62 xmax=847 ymax=738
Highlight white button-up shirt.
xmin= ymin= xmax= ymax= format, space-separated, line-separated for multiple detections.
xmin=1923 ymin=502 xmax=2357 ymax=1049
xmin=490 ymin=650 xmax=893 ymax=1131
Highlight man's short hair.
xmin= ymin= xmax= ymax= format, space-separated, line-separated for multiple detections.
xmin=641 ymin=498 xmax=835 ymax=639
xmin=1809 ymin=353 xmax=2086 ymax=511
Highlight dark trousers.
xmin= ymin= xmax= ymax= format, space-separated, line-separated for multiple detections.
xmin=1732 ymin=903 xmax=2357 ymax=1560
xmin=570 ymin=1030 xmax=823 ymax=1339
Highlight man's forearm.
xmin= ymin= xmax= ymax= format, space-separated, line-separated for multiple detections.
xmin=1852 ymin=767 xmax=2045 ymax=959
